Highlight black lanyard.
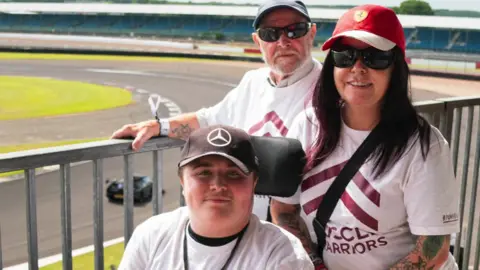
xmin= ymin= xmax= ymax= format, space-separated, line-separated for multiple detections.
xmin=183 ymin=222 xmax=248 ymax=270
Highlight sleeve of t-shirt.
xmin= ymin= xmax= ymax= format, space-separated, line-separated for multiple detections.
xmin=118 ymin=219 xmax=151 ymax=270
xmin=272 ymin=110 xmax=313 ymax=205
xmin=195 ymin=71 xmax=251 ymax=128
xmin=404 ymin=132 xmax=460 ymax=236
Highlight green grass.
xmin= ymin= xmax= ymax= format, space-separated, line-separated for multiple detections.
xmin=41 ymin=242 xmax=124 ymax=270
xmin=0 ymin=76 xmax=132 ymax=121
xmin=0 ymin=137 xmax=106 ymax=178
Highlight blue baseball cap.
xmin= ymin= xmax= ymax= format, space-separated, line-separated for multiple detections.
xmin=252 ymin=0 xmax=311 ymax=30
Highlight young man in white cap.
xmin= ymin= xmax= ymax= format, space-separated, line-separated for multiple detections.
xmin=111 ymin=0 xmax=321 ymax=222
xmin=118 ymin=125 xmax=314 ymax=270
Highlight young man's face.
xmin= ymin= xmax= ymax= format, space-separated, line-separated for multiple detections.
xmin=180 ymin=155 xmax=256 ymax=228
xmin=252 ymin=8 xmax=317 ymax=77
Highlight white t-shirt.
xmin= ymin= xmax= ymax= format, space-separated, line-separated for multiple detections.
xmin=118 ymin=207 xmax=314 ymax=270
xmin=196 ymin=59 xmax=322 ymax=220
xmin=275 ymin=108 xmax=460 ymax=270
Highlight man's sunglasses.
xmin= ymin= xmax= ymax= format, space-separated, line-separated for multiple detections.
xmin=256 ymin=22 xmax=312 ymax=42
xmin=331 ymin=46 xmax=395 ymax=70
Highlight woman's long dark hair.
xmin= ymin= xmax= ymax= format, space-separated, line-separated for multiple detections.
xmin=305 ymin=47 xmax=433 ymax=177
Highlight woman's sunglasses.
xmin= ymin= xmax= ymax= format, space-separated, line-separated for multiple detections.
xmin=331 ymin=46 xmax=395 ymax=70
xmin=256 ymin=22 xmax=312 ymax=42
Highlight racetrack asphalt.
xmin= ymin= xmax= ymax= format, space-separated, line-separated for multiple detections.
xmin=0 ymin=57 xmax=478 ymax=267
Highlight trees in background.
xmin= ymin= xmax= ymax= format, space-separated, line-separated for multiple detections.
xmin=393 ymin=0 xmax=434 ymax=15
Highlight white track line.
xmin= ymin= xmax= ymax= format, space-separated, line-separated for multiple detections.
xmin=4 ymin=237 xmax=125 ymax=269
xmin=86 ymin=69 xmax=156 ymax=76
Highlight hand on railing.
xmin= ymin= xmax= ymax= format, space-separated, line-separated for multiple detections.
xmin=111 ymin=94 xmax=163 ymax=151
xmin=110 ymin=120 xmax=160 ymax=151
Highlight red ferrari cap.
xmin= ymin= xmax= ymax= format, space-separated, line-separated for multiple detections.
xmin=322 ymin=5 xmax=406 ymax=55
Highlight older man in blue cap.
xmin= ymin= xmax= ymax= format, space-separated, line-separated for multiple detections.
xmin=111 ymin=0 xmax=321 ymax=260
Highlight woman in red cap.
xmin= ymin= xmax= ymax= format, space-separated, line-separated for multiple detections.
xmin=271 ymin=4 xmax=460 ymax=270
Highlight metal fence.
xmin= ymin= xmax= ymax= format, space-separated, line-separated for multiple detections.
xmin=0 ymin=96 xmax=479 ymax=270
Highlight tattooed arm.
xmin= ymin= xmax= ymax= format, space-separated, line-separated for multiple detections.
xmin=111 ymin=112 xmax=200 ymax=151
xmin=168 ymin=113 xmax=200 ymax=140
xmin=390 ymin=235 xmax=451 ymax=270
xmin=270 ymin=199 xmax=318 ymax=258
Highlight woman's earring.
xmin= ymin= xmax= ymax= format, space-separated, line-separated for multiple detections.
xmin=337 ymin=99 xmax=345 ymax=108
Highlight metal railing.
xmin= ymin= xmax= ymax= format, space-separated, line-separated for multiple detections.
xmin=0 ymin=96 xmax=479 ymax=270
xmin=0 ymin=138 xmax=184 ymax=270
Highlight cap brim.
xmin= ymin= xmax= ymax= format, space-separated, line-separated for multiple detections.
xmin=253 ymin=5 xmax=310 ymax=29
xmin=178 ymin=152 xmax=250 ymax=174
xmin=322 ymin=30 xmax=396 ymax=51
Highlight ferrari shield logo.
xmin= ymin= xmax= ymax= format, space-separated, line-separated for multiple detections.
xmin=354 ymin=10 xmax=368 ymax=22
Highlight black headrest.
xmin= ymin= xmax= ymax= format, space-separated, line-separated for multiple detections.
xmin=250 ymin=136 xmax=306 ymax=197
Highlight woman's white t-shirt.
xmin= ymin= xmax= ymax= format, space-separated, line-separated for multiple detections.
xmin=275 ymin=108 xmax=460 ymax=270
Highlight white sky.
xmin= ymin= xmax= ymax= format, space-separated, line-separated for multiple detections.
xmin=174 ymin=0 xmax=480 ymax=12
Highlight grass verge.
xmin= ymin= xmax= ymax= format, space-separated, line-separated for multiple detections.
xmin=40 ymin=242 xmax=124 ymax=270
xmin=0 ymin=76 xmax=132 ymax=121
xmin=0 ymin=52 xmax=230 ymax=62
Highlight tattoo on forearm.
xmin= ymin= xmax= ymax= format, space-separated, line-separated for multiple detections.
xmin=423 ymin=236 xmax=444 ymax=260
xmin=390 ymin=235 xmax=448 ymax=270
xmin=171 ymin=124 xmax=193 ymax=140
xmin=273 ymin=204 xmax=316 ymax=254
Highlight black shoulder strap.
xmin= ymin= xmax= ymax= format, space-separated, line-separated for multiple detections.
xmin=313 ymin=124 xmax=383 ymax=237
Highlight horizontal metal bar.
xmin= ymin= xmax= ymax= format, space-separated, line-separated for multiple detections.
xmin=439 ymin=96 xmax=480 ymax=109
xmin=413 ymin=100 xmax=445 ymax=114
xmin=60 ymin=164 xmax=73 ymax=270
xmin=0 ymin=137 xmax=185 ymax=173
xmin=25 ymin=168 xmax=38 ymax=270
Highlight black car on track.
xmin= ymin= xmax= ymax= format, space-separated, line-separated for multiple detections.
xmin=106 ymin=175 xmax=153 ymax=203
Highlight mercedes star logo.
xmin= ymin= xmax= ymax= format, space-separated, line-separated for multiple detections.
xmin=207 ymin=128 xmax=232 ymax=147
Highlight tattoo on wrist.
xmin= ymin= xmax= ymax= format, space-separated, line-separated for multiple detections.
xmin=171 ymin=124 xmax=193 ymax=140
xmin=422 ymin=236 xmax=444 ymax=260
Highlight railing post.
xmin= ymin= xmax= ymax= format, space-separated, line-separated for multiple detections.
xmin=454 ymin=107 xmax=474 ymax=263
xmin=451 ymin=108 xmax=462 ymax=174
xmin=461 ymin=107 xmax=480 ymax=270
xmin=153 ymin=150 xmax=163 ymax=215
xmin=60 ymin=164 xmax=73 ymax=270
xmin=25 ymin=168 xmax=38 ymax=270
xmin=124 ymin=154 xmax=134 ymax=245
xmin=0 ymin=223 xmax=3 ymax=270
xmin=439 ymin=104 xmax=454 ymax=144
xmin=93 ymin=159 xmax=104 ymax=270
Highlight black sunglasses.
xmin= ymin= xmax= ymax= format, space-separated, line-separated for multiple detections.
xmin=256 ymin=22 xmax=312 ymax=42
xmin=331 ymin=46 xmax=395 ymax=70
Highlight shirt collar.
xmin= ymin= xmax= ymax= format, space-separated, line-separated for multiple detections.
xmin=267 ymin=58 xmax=315 ymax=87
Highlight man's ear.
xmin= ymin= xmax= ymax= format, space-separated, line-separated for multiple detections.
xmin=252 ymin=33 xmax=261 ymax=47
xmin=309 ymin=23 xmax=317 ymax=41
xmin=179 ymin=172 xmax=185 ymax=188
